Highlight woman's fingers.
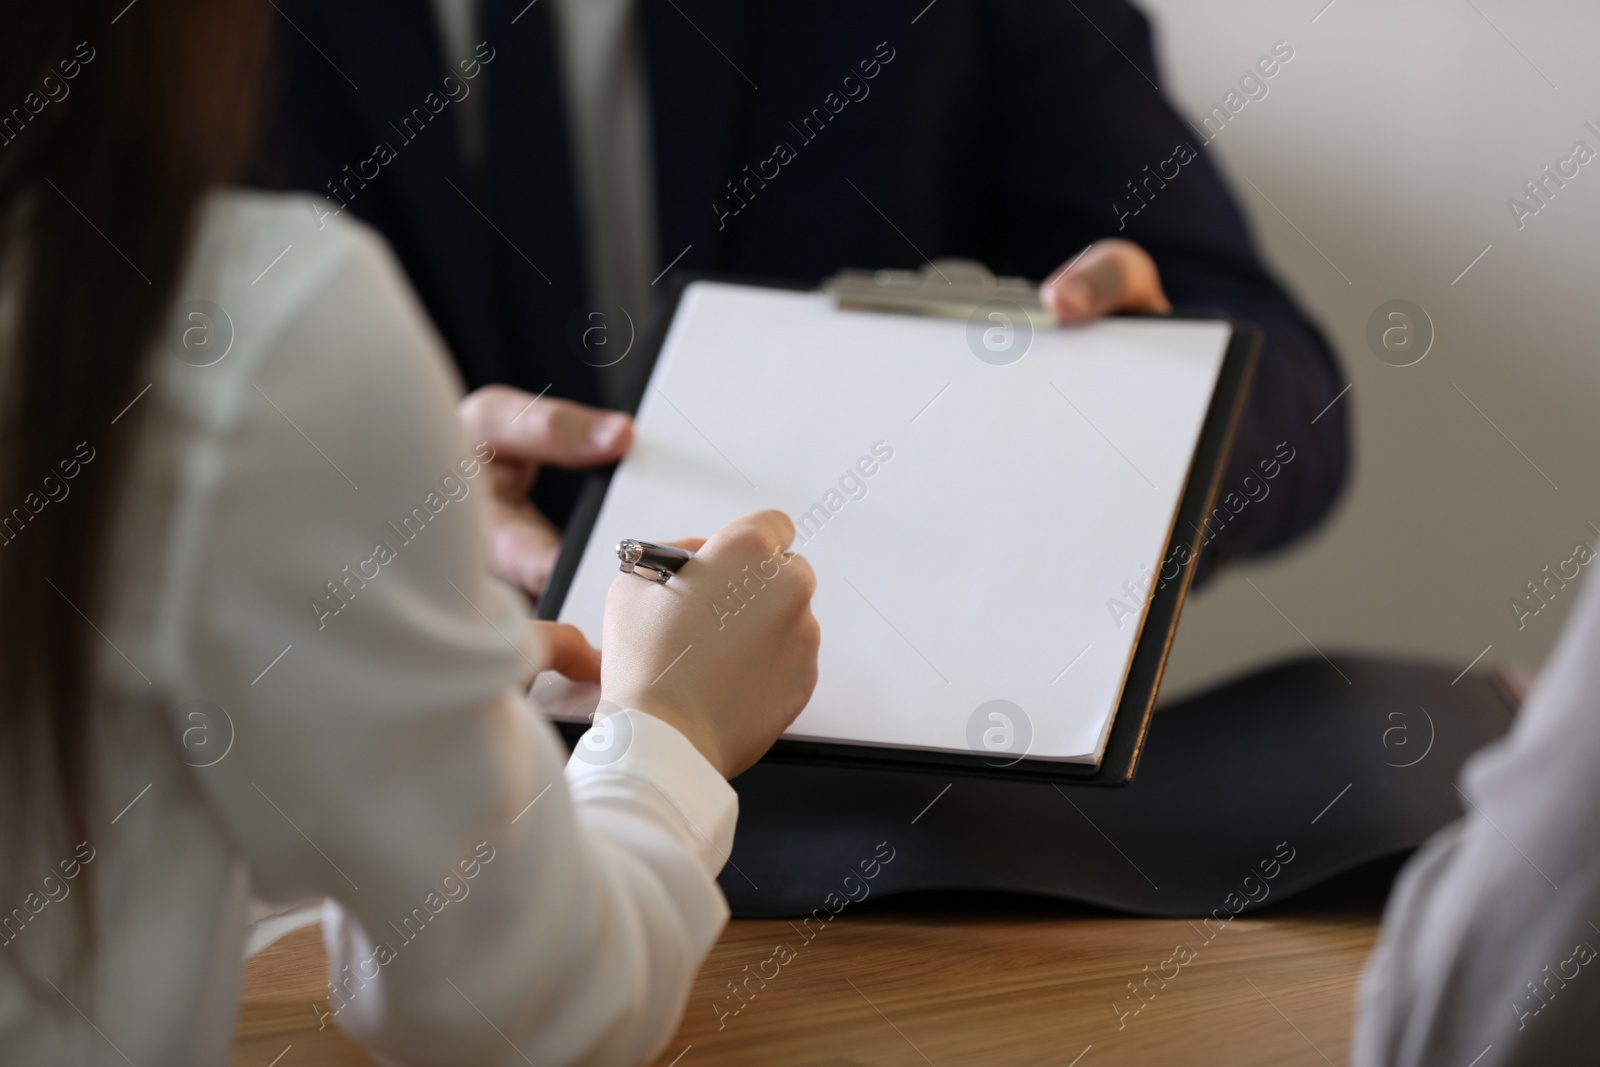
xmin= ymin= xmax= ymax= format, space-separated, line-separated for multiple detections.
xmin=661 ymin=537 xmax=708 ymax=553
xmin=598 ymin=507 xmax=819 ymax=778
xmin=534 ymin=621 xmax=602 ymax=682
xmin=701 ymin=509 xmax=796 ymax=561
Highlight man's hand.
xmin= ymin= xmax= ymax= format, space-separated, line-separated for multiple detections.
xmin=459 ymin=385 xmax=633 ymax=597
xmin=1041 ymin=238 xmax=1171 ymax=323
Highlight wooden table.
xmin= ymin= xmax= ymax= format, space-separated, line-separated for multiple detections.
xmin=232 ymin=867 xmax=1388 ymax=1067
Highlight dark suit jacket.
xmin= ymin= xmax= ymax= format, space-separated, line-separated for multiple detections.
xmin=253 ymin=0 xmax=1349 ymax=567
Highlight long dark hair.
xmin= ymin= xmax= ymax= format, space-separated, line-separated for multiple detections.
xmin=0 ymin=0 xmax=269 ymax=993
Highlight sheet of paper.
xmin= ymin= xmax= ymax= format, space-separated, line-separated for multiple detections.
xmin=553 ymin=282 xmax=1231 ymax=763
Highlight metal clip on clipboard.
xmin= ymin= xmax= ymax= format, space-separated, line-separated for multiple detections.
xmin=822 ymin=258 xmax=1059 ymax=328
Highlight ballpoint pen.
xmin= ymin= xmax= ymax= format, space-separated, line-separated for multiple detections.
xmin=616 ymin=539 xmax=694 ymax=584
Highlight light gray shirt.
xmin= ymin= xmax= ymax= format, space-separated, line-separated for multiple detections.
xmin=1355 ymin=558 xmax=1600 ymax=1063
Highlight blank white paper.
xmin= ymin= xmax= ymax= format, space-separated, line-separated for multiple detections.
xmin=552 ymin=282 xmax=1231 ymax=764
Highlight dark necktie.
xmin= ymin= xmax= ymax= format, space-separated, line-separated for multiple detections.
xmin=479 ymin=0 xmax=596 ymax=408
xmin=480 ymin=0 xmax=599 ymax=525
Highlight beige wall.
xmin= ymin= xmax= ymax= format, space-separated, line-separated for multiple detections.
xmin=1136 ymin=1 xmax=1600 ymax=698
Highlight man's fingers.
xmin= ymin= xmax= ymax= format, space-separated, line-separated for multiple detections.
xmin=487 ymin=500 xmax=563 ymax=596
xmin=1043 ymin=239 xmax=1171 ymax=323
xmin=535 ymin=622 xmax=602 ymax=682
xmin=512 ymin=397 xmax=632 ymax=467
xmin=460 ymin=385 xmax=632 ymax=469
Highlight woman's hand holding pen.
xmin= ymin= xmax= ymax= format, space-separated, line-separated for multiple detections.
xmin=600 ymin=510 xmax=821 ymax=779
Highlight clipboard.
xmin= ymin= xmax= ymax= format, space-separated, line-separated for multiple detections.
xmin=538 ymin=263 xmax=1260 ymax=785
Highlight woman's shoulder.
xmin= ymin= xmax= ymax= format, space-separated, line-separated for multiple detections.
xmin=183 ymin=188 xmax=393 ymax=313
xmin=163 ymin=187 xmax=443 ymax=389
xmin=196 ymin=187 xmax=381 ymax=251
xmin=153 ymin=186 xmax=458 ymax=453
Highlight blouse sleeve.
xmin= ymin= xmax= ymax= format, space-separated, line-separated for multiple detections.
xmin=171 ymin=211 xmax=735 ymax=1066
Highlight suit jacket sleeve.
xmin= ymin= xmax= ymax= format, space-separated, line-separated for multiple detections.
xmin=987 ymin=0 xmax=1350 ymax=577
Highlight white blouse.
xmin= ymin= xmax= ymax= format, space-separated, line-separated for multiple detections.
xmin=0 ymin=191 xmax=735 ymax=1065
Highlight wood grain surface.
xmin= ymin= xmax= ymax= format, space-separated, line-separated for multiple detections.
xmin=232 ymin=873 xmax=1389 ymax=1067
